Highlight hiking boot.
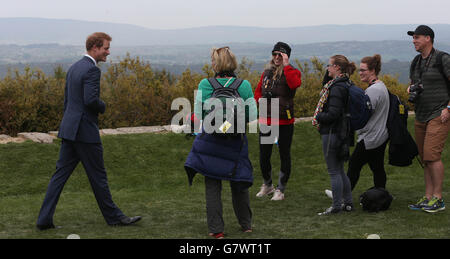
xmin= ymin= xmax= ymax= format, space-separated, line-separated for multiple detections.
xmin=318 ymin=206 xmax=341 ymax=216
xmin=408 ymin=196 xmax=429 ymax=211
xmin=256 ymin=184 xmax=275 ymax=198
xmin=422 ymin=197 xmax=445 ymax=213
xmin=271 ymin=189 xmax=285 ymax=201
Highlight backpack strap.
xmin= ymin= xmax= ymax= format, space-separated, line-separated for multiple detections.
xmin=207 ymin=78 xmax=224 ymax=90
xmin=207 ymin=78 xmax=243 ymax=90
xmin=409 ymin=54 xmax=421 ymax=83
xmin=435 ymin=51 xmax=450 ymax=91
xmin=227 ymin=78 xmax=243 ymax=90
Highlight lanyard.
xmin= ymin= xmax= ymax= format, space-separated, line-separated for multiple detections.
xmin=418 ymin=48 xmax=435 ymax=80
xmin=263 ymin=72 xmax=277 ymax=90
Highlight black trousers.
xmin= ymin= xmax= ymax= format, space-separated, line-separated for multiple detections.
xmin=37 ymin=139 xmax=125 ymax=226
xmin=259 ymin=124 xmax=294 ymax=192
xmin=205 ymin=177 xmax=252 ymax=234
xmin=347 ymin=139 xmax=388 ymax=190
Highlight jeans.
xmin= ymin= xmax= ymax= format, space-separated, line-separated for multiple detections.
xmin=321 ymin=134 xmax=353 ymax=209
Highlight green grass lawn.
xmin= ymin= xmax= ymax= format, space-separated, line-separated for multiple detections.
xmin=0 ymin=119 xmax=449 ymax=239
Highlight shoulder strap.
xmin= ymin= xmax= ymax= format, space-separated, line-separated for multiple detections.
xmin=207 ymin=78 xmax=224 ymax=90
xmin=409 ymin=54 xmax=421 ymax=82
xmin=435 ymin=51 xmax=450 ymax=90
xmin=435 ymin=51 xmax=449 ymax=76
xmin=435 ymin=51 xmax=444 ymax=74
xmin=227 ymin=78 xmax=243 ymax=90
xmin=208 ymin=77 xmax=242 ymax=90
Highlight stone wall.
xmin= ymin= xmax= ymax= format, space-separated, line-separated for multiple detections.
xmin=0 ymin=116 xmax=313 ymax=144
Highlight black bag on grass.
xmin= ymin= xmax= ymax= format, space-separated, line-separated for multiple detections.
xmin=359 ymin=187 xmax=393 ymax=213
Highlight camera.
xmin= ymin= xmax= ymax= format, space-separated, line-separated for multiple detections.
xmin=408 ymin=81 xmax=424 ymax=103
xmin=263 ymin=91 xmax=273 ymax=99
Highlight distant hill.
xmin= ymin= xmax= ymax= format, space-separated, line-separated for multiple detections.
xmin=1 ymin=18 xmax=450 ymax=84
xmin=1 ymin=18 xmax=450 ymax=46
xmin=2 ymin=41 xmax=450 ymax=64
xmin=1 ymin=40 xmax=450 ymax=83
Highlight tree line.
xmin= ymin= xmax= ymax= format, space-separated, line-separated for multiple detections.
xmin=0 ymin=54 xmax=409 ymax=136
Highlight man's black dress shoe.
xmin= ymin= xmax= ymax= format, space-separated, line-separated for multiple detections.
xmin=111 ymin=216 xmax=142 ymax=226
xmin=36 ymin=224 xmax=61 ymax=230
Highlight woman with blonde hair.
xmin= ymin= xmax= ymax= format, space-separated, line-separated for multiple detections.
xmin=313 ymin=54 xmax=355 ymax=215
xmin=185 ymin=47 xmax=257 ymax=238
xmin=254 ymin=42 xmax=302 ymax=201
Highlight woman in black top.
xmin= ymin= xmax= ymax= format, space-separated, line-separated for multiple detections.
xmin=312 ymin=55 xmax=355 ymax=215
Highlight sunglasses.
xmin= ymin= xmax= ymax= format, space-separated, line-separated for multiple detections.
xmin=272 ymin=52 xmax=283 ymax=58
xmin=213 ymin=46 xmax=230 ymax=52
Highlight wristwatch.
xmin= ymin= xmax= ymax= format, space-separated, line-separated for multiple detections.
xmin=447 ymin=105 xmax=450 ymax=111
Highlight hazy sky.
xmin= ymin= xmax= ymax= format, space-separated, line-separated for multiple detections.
xmin=2 ymin=0 xmax=449 ymax=29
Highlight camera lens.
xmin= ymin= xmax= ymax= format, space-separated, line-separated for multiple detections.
xmin=408 ymin=83 xmax=423 ymax=103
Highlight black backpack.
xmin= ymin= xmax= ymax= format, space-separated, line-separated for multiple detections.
xmin=359 ymin=187 xmax=393 ymax=213
xmin=203 ymin=78 xmax=245 ymax=136
xmin=386 ymin=91 xmax=418 ymax=166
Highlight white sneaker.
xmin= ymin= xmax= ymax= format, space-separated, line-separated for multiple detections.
xmin=256 ymin=184 xmax=275 ymax=197
xmin=325 ymin=189 xmax=333 ymax=199
xmin=271 ymin=189 xmax=285 ymax=201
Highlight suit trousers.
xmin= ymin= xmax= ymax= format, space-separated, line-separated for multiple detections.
xmin=37 ymin=139 xmax=124 ymax=226
xmin=205 ymin=176 xmax=252 ymax=234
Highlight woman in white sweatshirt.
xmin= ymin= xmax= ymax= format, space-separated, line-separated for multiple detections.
xmin=347 ymin=54 xmax=390 ymax=190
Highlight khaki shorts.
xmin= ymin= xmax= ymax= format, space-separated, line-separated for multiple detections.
xmin=415 ymin=115 xmax=450 ymax=162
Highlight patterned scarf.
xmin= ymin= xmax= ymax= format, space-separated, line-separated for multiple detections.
xmin=312 ymin=74 xmax=348 ymax=129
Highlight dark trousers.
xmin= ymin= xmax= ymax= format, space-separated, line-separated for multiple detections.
xmin=347 ymin=140 xmax=388 ymax=190
xmin=259 ymin=124 xmax=294 ymax=192
xmin=37 ymin=139 xmax=124 ymax=226
xmin=205 ymin=177 xmax=252 ymax=234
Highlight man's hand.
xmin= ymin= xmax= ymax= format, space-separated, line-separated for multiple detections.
xmin=441 ymin=107 xmax=450 ymax=123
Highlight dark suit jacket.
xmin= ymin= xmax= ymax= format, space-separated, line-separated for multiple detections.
xmin=58 ymin=56 xmax=106 ymax=143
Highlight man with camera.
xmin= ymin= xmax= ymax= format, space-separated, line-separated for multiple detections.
xmin=407 ymin=25 xmax=450 ymax=213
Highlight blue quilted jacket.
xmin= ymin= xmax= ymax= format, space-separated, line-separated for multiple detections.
xmin=184 ymin=132 xmax=253 ymax=187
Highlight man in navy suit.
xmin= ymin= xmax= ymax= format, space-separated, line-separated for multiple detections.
xmin=36 ymin=32 xmax=141 ymax=230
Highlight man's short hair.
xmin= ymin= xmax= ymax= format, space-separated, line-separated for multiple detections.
xmin=86 ymin=32 xmax=112 ymax=51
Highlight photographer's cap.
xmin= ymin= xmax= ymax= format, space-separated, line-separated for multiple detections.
xmin=407 ymin=25 xmax=434 ymax=39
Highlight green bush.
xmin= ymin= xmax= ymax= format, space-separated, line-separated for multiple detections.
xmin=0 ymin=67 xmax=64 ymax=136
xmin=0 ymin=56 xmax=409 ymax=136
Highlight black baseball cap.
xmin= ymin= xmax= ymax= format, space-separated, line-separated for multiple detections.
xmin=407 ymin=25 xmax=435 ymax=39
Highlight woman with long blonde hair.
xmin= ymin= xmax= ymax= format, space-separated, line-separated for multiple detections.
xmin=254 ymin=42 xmax=302 ymax=201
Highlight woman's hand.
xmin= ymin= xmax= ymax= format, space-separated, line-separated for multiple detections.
xmin=281 ymin=53 xmax=289 ymax=67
